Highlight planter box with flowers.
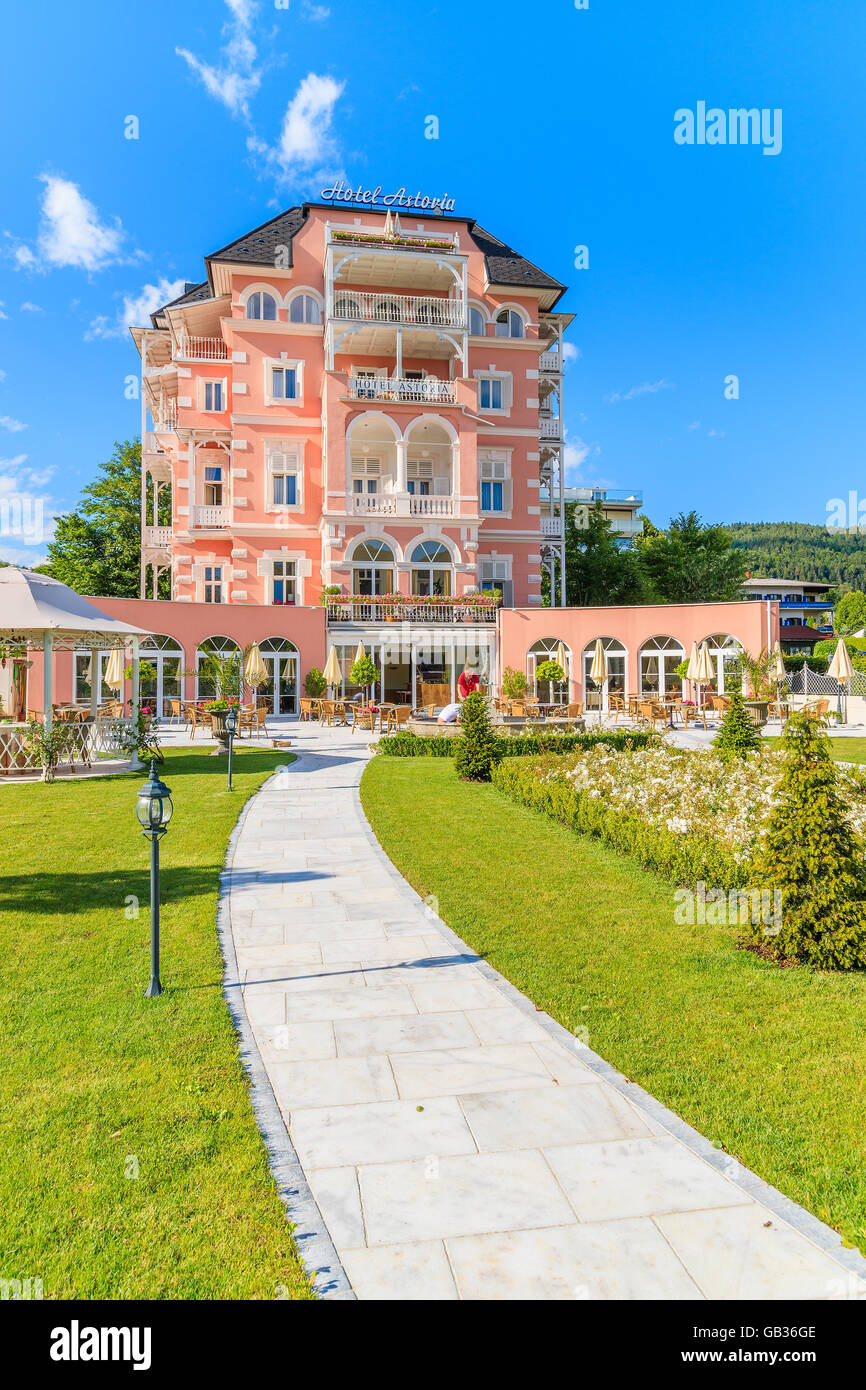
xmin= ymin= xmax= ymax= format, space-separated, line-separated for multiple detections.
xmin=324 ymin=591 xmax=501 ymax=624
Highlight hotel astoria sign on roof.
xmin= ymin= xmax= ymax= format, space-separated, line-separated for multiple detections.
xmin=320 ymin=180 xmax=456 ymax=214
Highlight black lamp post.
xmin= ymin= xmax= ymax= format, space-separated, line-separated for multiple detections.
xmin=225 ymin=707 xmax=238 ymax=791
xmin=135 ymin=758 xmax=173 ymax=998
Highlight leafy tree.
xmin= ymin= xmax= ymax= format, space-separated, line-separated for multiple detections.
xmin=43 ymin=439 xmax=169 ymax=598
xmin=638 ymin=510 xmax=746 ymax=603
xmin=304 ymin=667 xmax=327 ymax=697
xmin=454 ymin=692 xmax=498 ymax=781
xmin=350 ymin=655 xmax=378 ymax=695
xmin=554 ymin=502 xmax=645 ymax=607
xmin=715 ymin=692 xmax=762 ymax=759
xmin=534 ymin=659 xmax=566 ymax=702
xmin=501 ymin=667 xmax=529 ymax=701
xmin=749 ymin=713 xmax=866 ymax=969
xmin=834 ymin=590 xmax=866 ymax=634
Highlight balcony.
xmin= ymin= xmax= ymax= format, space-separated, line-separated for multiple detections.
xmin=143 ymin=526 xmax=173 ymax=548
xmin=539 ymin=417 xmax=563 ymax=440
xmin=540 ymin=516 xmax=564 ymax=536
xmin=328 ymin=227 xmax=460 ymax=255
xmin=568 ymin=487 xmax=644 ymax=504
xmin=348 ymin=375 xmax=456 ymax=405
xmin=326 ymin=598 xmax=498 ymax=625
xmin=177 ymin=335 xmax=229 ymax=362
xmin=192 ymin=505 xmax=230 ymax=528
xmin=332 ymin=291 xmax=464 ymax=330
xmin=538 ymin=350 xmax=561 ymax=373
xmin=348 ymin=494 xmax=455 ymax=518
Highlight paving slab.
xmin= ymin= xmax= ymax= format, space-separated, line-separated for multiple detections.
xmin=225 ymin=720 xmax=866 ymax=1301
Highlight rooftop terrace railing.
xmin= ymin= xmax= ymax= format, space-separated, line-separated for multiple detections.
xmin=326 ymin=597 xmax=499 ymax=624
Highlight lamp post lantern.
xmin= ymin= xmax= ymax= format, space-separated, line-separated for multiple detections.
xmin=135 ymin=758 xmax=173 ymax=998
xmin=225 ymin=708 xmax=238 ymax=791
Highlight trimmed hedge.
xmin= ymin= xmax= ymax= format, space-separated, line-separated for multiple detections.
xmin=374 ymin=729 xmax=659 ymax=759
xmin=490 ymin=755 xmax=749 ymax=890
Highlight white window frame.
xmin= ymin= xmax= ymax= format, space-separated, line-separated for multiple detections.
xmin=266 ymin=443 xmax=303 ymax=512
xmin=494 ymin=307 xmax=527 ymax=338
xmin=479 ymin=556 xmax=513 ymax=606
xmin=265 ymin=357 xmax=304 ymax=406
xmin=243 ymin=289 xmax=278 ymax=321
xmin=287 ymin=291 xmax=323 ymax=325
xmin=351 ymin=456 xmax=382 ymax=495
xmin=201 ymin=564 xmax=225 ymax=604
xmin=475 ymin=370 xmax=511 ymax=416
xmin=201 ymin=378 xmax=227 ymax=413
xmin=270 ymin=557 xmax=298 ymax=606
xmin=478 ymin=449 xmax=513 ymax=514
xmin=468 ymin=303 xmax=488 ymax=337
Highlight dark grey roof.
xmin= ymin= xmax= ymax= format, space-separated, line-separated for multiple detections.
xmin=152 ymin=202 xmax=566 ymax=322
xmin=466 ymin=223 xmax=565 ymax=294
xmin=150 ymin=280 xmax=212 ymax=325
xmin=207 ymin=206 xmax=307 ymax=266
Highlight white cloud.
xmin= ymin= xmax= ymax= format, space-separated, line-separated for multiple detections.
xmin=0 ymin=416 xmax=27 ymax=432
xmin=86 ymin=276 xmax=186 ymax=341
xmin=252 ymin=73 xmax=345 ymax=182
xmin=688 ymin=419 xmax=701 ymax=430
xmin=0 ymin=369 xmax=5 ymax=381
xmin=606 ymin=379 xmax=674 ymax=403
xmin=0 ymin=303 xmax=7 ymax=319
xmin=561 ymin=342 xmax=580 ymax=363
xmin=9 ymin=176 xmax=128 ymax=273
xmin=0 ymin=454 xmax=56 ymax=551
xmin=564 ymin=439 xmax=592 ymax=471
xmin=708 ymin=428 xmax=726 ymax=438
xmin=177 ymin=0 xmax=261 ymax=119
xmin=302 ymin=2 xmax=331 ymax=19
xmin=20 ymin=301 xmax=43 ymax=313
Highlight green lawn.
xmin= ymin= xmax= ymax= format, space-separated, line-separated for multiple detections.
xmin=361 ymin=758 xmax=866 ymax=1255
xmin=0 ymin=749 xmax=313 ymax=1300
xmin=830 ymin=738 xmax=866 ymax=765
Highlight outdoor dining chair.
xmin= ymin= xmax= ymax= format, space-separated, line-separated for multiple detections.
xmin=347 ymin=706 xmax=376 ymax=734
xmin=382 ymin=705 xmax=413 ymax=733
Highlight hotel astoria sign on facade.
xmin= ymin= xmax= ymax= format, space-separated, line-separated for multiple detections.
xmin=320 ymin=179 xmax=456 ymax=214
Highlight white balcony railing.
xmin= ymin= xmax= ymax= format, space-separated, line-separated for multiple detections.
xmin=409 ymin=496 xmax=454 ymax=516
xmin=350 ymin=495 xmax=397 ymax=516
xmin=539 ymin=417 xmax=563 ymax=440
xmin=192 ymin=505 xmax=230 ymax=528
xmin=328 ymin=227 xmax=461 ymax=254
xmin=539 ymin=351 xmax=561 ymax=372
xmin=332 ymin=291 xmax=464 ymax=330
xmin=326 ymin=599 xmax=498 ymax=625
xmin=348 ymin=375 xmax=456 ymax=404
xmin=152 ymin=413 xmax=177 ymax=433
xmin=540 ymin=515 xmax=564 ymax=536
xmin=178 ymin=335 xmax=229 ymax=362
xmin=144 ymin=526 xmax=173 ymax=548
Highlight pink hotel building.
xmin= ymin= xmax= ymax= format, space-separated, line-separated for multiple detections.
xmin=78 ymin=194 xmax=774 ymax=715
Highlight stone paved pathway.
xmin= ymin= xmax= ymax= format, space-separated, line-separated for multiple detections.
xmin=224 ymin=722 xmax=866 ymax=1300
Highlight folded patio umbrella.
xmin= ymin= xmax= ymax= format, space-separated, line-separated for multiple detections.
xmin=244 ymin=642 xmax=267 ymax=688
xmin=589 ymin=638 xmax=607 ymax=684
xmin=828 ymin=638 xmax=854 ymax=722
xmin=105 ymin=646 xmax=125 ymax=691
xmin=694 ymin=642 xmax=715 ymax=713
xmin=323 ymin=646 xmax=341 ymax=692
xmin=555 ymin=641 xmax=569 ymax=676
xmin=771 ymin=640 xmax=787 ymax=684
xmin=685 ymin=641 xmax=701 ymax=682
xmin=354 ymin=640 xmax=366 ymax=664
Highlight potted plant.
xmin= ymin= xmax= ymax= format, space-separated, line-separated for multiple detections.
xmin=202 ymin=696 xmax=241 ymax=754
xmin=534 ymin=659 xmax=566 ymax=704
xmin=350 ymin=654 xmax=379 ymax=702
xmin=304 ymin=668 xmax=327 ymax=699
xmin=22 ymin=720 xmax=77 ymax=783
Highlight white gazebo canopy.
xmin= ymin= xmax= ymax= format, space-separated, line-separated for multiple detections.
xmin=0 ymin=566 xmax=153 ymax=726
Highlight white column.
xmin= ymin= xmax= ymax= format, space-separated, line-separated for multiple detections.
xmin=43 ymin=630 xmax=54 ymax=730
xmin=396 ymin=439 xmax=408 ymax=493
xmin=396 ymin=325 xmax=403 ymax=380
xmin=89 ymin=647 xmax=100 ymax=720
xmin=130 ymin=637 xmax=140 ymax=722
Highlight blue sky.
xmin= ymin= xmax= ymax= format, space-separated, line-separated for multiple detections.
xmin=2 ymin=0 xmax=865 ymax=565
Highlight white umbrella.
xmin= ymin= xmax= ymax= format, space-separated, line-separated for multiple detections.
xmin=694 ymin=642 xmax=715 ymax=719
xmin=828 ymin=638 xmax=854 ymax=723
xmin=323 ymin=646 xmax=341 ymax=695
xmin=555 ymin=641 xmax=569 ymax=676
xmin=244 ymin=642 xmax=267 ymax=689
xmin=383 ymin=209 xmax=394 ymax=238
xmin=354 ymin=640 xmax=366 ymax=664
xmin=105 ymin=646 xmax=125 ymax=691
xmin=589 ymin=639 xmax=607 ymax=714
xmin=771 ymin=640 xmax=787 ymax=684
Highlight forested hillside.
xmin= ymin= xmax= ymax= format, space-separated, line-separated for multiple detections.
xmin=725 ymin=522 xmax=866 ymax=592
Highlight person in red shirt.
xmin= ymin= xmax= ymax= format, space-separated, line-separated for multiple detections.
xmin=457 ymin=665 xmax=481 ymax=701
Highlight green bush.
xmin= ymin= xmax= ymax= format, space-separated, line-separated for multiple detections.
xmin=453 ymin=692 xmax=497 ymax=782
xmin=375 ymin=729 xmax=659 ymax=759
xmin=501 ymin=666 xmax=529 ymax=701
xmin=715 ymin=691 xmax=763 ymax=760
xmin=749 ymin=713 xmax=866 ymax=969
xmin=491 ymin=755 xmax=749 ymax=890
xmin=783 ymin=653 xmax=829 ymax=675
xmin=304 ymin=668 xmax=327 ymax=698
xmin=350 ymin=655 xmax=378 ymax=691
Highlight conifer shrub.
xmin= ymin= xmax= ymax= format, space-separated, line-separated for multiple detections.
xmin=749 ymin=712 xmax=866 ymax=969
xmin=454 ymin=692 xmax=498 ymax=782
xmin=715 ymin=691 xmax=763 ymax=759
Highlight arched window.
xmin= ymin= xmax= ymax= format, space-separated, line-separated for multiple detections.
xmin=495 ymin=308 xmax=524 ymax=338
xmin=702 ymin=634 xmax=744 ymax=695
xmin=528 ymin=638 xmax=571 ymax=700
xmin=256 ymin=637 xmax=299 ymax=715
xmin=639 ymin=635 xmax=685 ymax=699
xmin=469 ymin=306 xmax=486 ymax=336
xmin=411 ymin=540 xmax=452 ymax=597
xmin=375 ymin=298 xmax=401 ymax=322
xmin=582 ymin=636 xmax=627 ymax=711
xmin=245 ymin=290 xmax=277 ymax=321
xmin=351 ymin=539 xmax=395 ymax=597
xmin=196 ymin=635 xmax=241 ymax=701
xmin=288 ymin=294 xmax=321 ymax=324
